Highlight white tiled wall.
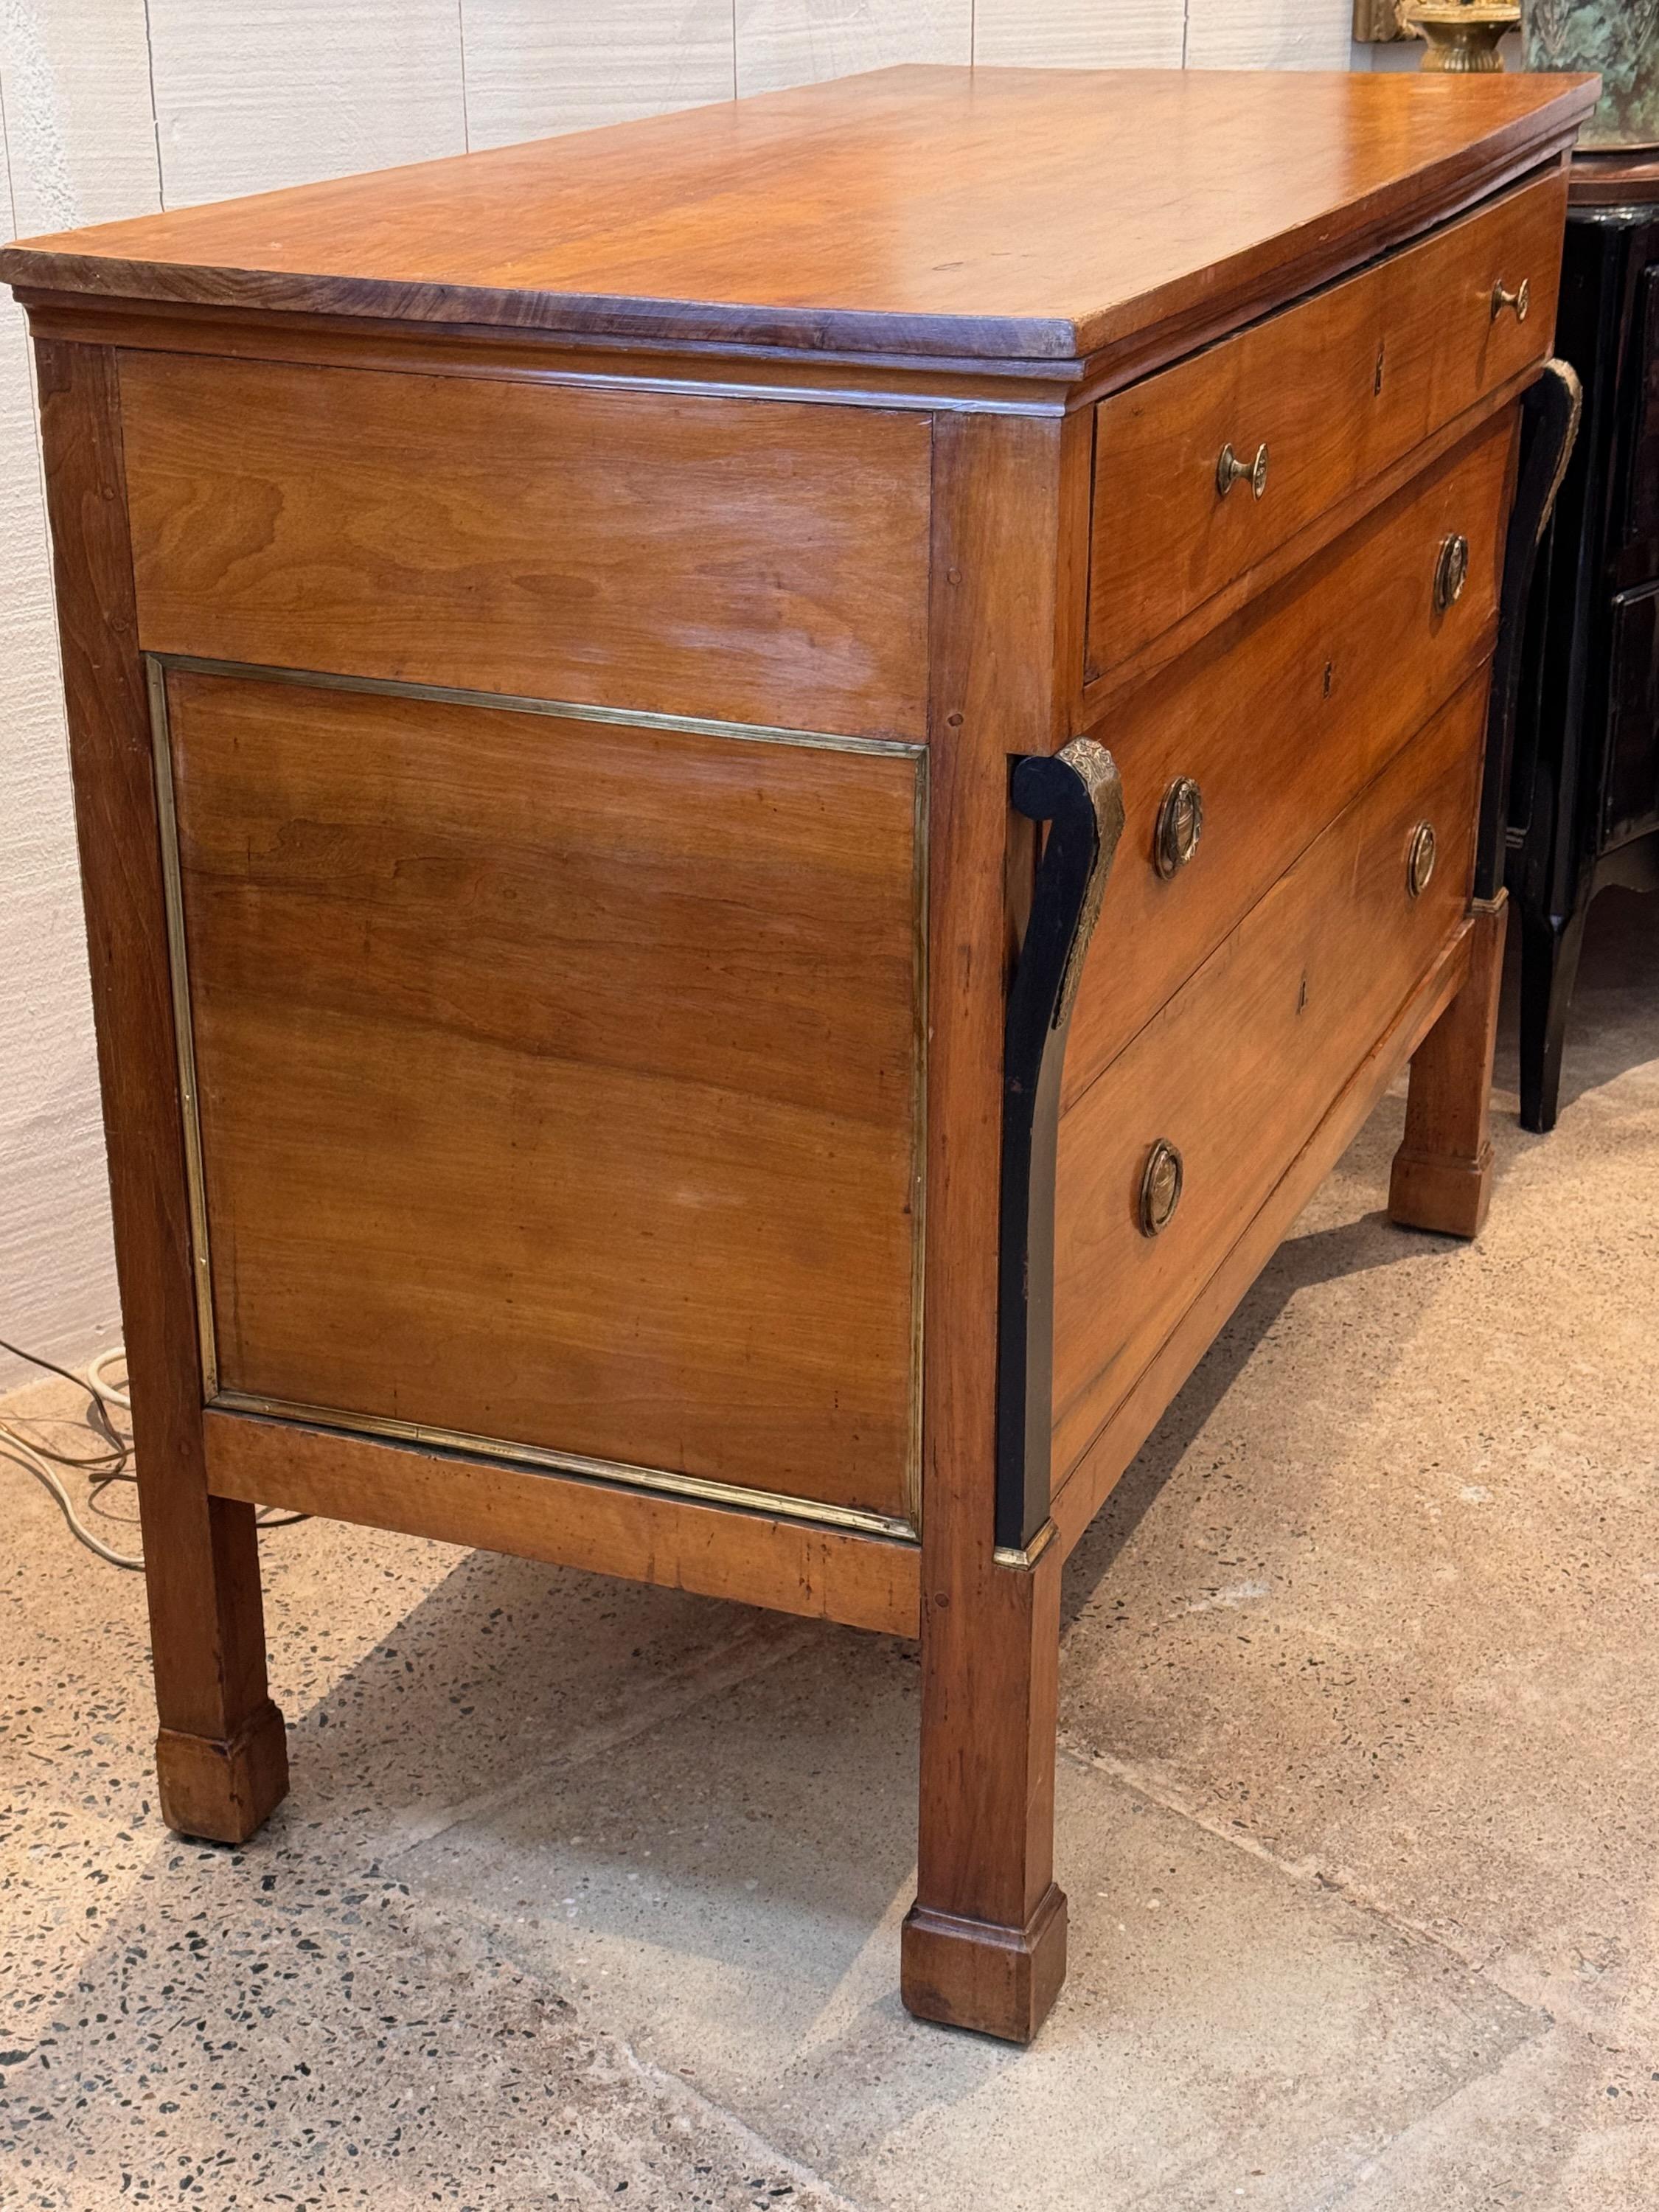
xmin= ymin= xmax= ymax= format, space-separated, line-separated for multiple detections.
xmin=0 ymin=0 xmax=1364 ymax=1385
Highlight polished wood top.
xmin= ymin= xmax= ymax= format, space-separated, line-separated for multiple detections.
xmin=1571 ymin=147 xmax=1659 ymax=209
xmin=1 ymin=66 xmax=1598 ymax=364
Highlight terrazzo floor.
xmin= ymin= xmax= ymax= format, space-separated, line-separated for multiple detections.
xmin=1 ymin=888 xmax=1657 ymax=2211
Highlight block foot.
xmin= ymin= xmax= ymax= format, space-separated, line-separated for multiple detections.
xmin=1387 ymin=894 xmax=1506 ymax=1242
xmin=156 ymin=1699 xmax=289 ymax=1843
xmin=1388 ymin=1138 xmax=1495 ymax=1239
xmin=900 ymin=1881 xmax=1068 ymax=2043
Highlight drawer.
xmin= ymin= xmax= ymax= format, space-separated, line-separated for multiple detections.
xmin=1087 ymin=167 xmax=1566 ymax=682
xmin=1051 ymin=676 xmax=1484 ymax=1482
xmin=1064 ymin=406 xmax=1516 ymax=1106
xmin=119 ymin=352 xmax=933 ymax=742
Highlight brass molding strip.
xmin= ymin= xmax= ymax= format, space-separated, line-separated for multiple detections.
xmin=145 ymin=651 xmax=928 ymax=1543
xmin=149 ymin=653 xmax=928 ymax=759
xmin=211 ymin=1389 xmax=919 ymax=1542
xmin=905 ymin=747 xmax=930 ymax=1531
xmin=147 ymin=659 xmax=221 ymax=1398
xmin=993 ymin=1520 xmax=1057 ymax=1572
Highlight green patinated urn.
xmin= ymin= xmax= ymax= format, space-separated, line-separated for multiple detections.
xmin=1525 ymin=1 xmax=1659 ymax=147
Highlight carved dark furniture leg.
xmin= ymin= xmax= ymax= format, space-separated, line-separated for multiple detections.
xmin=903 ymin=735 xmax=1124 ymax=2042
xmin=1519 ymin=891 xmax=1591 ymax=1133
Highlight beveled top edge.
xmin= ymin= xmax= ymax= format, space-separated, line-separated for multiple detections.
xmin=0 ymin=66 xmax=1602 ymax=366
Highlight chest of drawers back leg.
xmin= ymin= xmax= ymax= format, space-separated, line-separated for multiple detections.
xmin=1388 ymin=892 xmax=1510 ymax=1237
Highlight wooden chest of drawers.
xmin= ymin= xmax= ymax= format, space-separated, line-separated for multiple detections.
xmin=2 ymin=63 xmax=1595 ymax=2044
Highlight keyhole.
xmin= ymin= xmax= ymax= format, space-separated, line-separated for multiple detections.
xmin=1374 ymin=342 xmax=1386 ymax=397
xmin=1297 ymin=973 xmax=1310 ymax=1015
xmin=1323 ymin=660 xmax=1335 ymax=699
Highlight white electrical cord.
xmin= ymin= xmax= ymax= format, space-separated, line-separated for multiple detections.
xmin=86 ymin=1347 xmax=131 ymax=1411
xmin=1 ymin=1335 xmax=305 ymax=1568
xmin=0 ymin=1338 xmax=144 ymax=1568
xmin=2 ymin=1429 xmax=147 ymax=1568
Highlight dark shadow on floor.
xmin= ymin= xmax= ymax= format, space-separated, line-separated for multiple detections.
xmin=1060 ymin=1207 xmax=1439 ymax=1632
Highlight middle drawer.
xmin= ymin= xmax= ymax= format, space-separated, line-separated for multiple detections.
xmin=1063 ymin=405 xmax=1516 ymax=1110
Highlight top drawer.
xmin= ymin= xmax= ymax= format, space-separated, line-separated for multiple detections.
xmin=1087 ymin=167 xmax=1568 ymax=683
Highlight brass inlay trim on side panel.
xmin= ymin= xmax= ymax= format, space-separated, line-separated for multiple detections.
xmin=150 ymin=653 xmax=928 ymax=760
xmin=147 ymin=658 xmax=220 ymax=1399
xmin=211 ymin=1390 xmax=918 ymax=1541
xmin=993 ymin=1519 xmax=1057 ymax=1572
xmin=904 ymin=745 xmax=930 ymax=1531
xmin=146 ymin=653 xmax=927 ymax=1543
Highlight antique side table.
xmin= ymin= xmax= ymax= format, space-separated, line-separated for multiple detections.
xmin=1509 ymin=149 xmax=1659 ymax=1130
xmin=1 ymin=65 xmax=1593 ymax=2042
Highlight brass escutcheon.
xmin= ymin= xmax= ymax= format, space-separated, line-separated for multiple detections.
xmin=1407 ymin=821 xmax=1437 ymax=900
xmin=1139 ymin=1138 xmax=1184 ymax=1237
xmin=1155 ymin=775 xmax=1204 ymax=878
xmin=1216 ymin=441 xmax=1269 ymax=501
xmin=1491 ymin=277 xmax=1531 ymax=326
xmin=1434 ymin=532 xmax=1470 ymax=615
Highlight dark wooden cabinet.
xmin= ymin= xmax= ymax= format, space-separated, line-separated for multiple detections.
xmin=1509 ymin=153 xmax=1659 ymax=1131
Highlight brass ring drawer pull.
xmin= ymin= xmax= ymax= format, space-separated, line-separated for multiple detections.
xmin=1491 ymin=276 xmax=1531 ymax=325
xmin=1433 ymin=532 xmax=1470 ymax=614
xmin=1407 ymin=821 xmax=1437 ymax=901
xmin=1155 ymin=775 xmax=1204 ymax=877
xmin=1139 ymin=1138 xmax=1184 ymax=1237
xmin=1216 ymin=441 xmax=1269 ymax=501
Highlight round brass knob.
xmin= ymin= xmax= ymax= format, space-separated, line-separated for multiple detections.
xmin=1490 ymin=277 xmax=1531 ymax=325
xmin=1139 ymin=1138 xmax=1184 ymax=1238
xmin=1216 ymin=441 xmax=1269 ymax=501
xmin=1154 ymin=776 xmax=1204 ymax=879
xmin=1407 ymin=821 xmax=1437 ymax=900
xmin=1433 ymin=532 xmax=1470 ymax=615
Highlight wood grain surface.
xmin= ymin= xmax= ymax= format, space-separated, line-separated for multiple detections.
xmin=1051 ymin=675 xmax=1487 ymax=1486
xmin=1086 ymin=169 xmax=1565 ymax=678
xmin=205 ymin=1410 xmax=922 ymax=1637
xmin=1 ymin=67 xmax=1597 ymax=364
xmin=1066 ymin=408 xmax=1517 ymax=1099
xmin=1389 ymin=891 xmax=1509 ymax=1238
xmin=164 ymin=666 xmax=925 ymax=1523
xmin=35 ymin=341 xmax=288 ymax=1841
xmin=1050 ymin=917 xmax=1474 ymax=1559
xmin=120 ymin=351 xmax=932 ymax=740
xmin=905 ymin=409 xmax=1072 ymax=2041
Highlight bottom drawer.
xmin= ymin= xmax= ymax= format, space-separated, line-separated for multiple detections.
xmin=1051 ymin=675 xmax=1485 ymax=1480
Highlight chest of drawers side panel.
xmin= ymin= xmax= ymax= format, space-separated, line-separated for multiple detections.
xmin=153 ymin=657 xmax=929 ymax=1530
xmin=119 ymin=349 xmax=935 ymax=743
